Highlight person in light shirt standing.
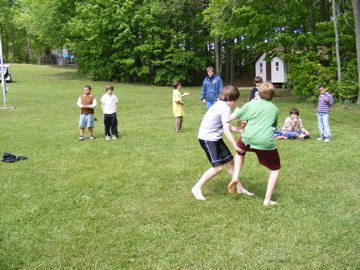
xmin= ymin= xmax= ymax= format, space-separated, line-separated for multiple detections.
xmin=172 ymin=81 xmax=189 ymax=133
xmin=101 ymin=84 xmax=119 ymax=140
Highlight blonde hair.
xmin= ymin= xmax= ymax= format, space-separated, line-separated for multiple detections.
xmin=258 ymin=82 xmax=275 ymax=101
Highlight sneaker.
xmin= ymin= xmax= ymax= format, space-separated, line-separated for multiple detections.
xmin=317 ymin=137 xmax=324 ymax=141
xmin=78 ymin=135 xmax=84 ymax=141
xmin=112 ymin=135 xmax=117 ymax=140
xmin=89 ymin=135 xmax=94 ymax=140
xmin=105 ymin=136 xmax=111 ymax=140
xmin=324 ymin=138 xmax=332 ymax=142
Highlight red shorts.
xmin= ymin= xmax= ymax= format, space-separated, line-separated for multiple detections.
xmin=237 ymin=138 xmax=281 ymax=171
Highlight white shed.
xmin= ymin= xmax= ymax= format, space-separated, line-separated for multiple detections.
xmin=251 ymin=52 xmax=287 ymax=87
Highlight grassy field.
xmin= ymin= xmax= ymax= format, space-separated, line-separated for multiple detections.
xmin=0 ymin=64 xmax=359 ymax=269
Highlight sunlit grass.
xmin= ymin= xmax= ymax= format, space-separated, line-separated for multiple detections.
xmin=0 ymin=64 xmax=359 ymax=269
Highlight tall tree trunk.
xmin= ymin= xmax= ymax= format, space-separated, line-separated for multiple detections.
xmin=229 ymin=39 xmax=235 ymax=86
xmin=225 ymin=40 xmax=230 ymax=82
xmin=11 ymin=26 xmax=15 ymax=63
xmin=332 ymin=0 xmax=342 ymax=102
xmin=214 ymin=36 xmax=221 ymax=76
xmin=353 ymin=0 xmax=360 ymax=105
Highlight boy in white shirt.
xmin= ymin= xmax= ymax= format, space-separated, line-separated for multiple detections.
xmin=100 ymin=84 xmax=119 ymax=140
xmin=192 ymin=86 xmax=253 ymax=201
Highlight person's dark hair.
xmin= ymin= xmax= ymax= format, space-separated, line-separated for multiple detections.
xmin=318 ymin=85 xmax=326 ymax=89
xmin=219 ymin=85 xmax=240 ymax=101
xmin=172 ymin=81 xmax=180 ymax=89
xmin=105 ymin=84 xmax=114 ymax=92
xmin=85 ymin=85 xmax=92 ymax=91
xmin=253 ymin=76 xmax=263 ymax=84
xmin=258 ymin=82 xmax=275 ymax=101
xmin=290 ymin=108 xmax=299 ymax=115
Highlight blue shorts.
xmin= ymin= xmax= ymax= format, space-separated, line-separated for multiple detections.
xmin=79 ymin=114 xmax=95 ymax=129
xmin=199 ymin=139 xmax=233 ymax=167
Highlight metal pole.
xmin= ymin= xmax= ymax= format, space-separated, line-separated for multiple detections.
xmin=0 ymin=31 xmax=7 ymax=108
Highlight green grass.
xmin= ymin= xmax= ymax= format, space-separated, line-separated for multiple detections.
xmin=1 ymin=64 xmax=359 ymax=269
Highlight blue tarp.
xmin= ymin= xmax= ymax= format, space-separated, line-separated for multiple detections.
xmin=61 ymin=54 xmax=74 ymax=58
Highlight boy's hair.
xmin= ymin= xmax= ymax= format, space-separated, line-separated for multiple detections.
xmin=318 ymin=85 xmax=326 ymax=89
xmin=253 ymin=76 xmax=263 ymax=84
xmin=258 ymin=82 xmax=275 ymax=101
xmin=85 ymin=85 xmax=92 ymax=91
xmin=172 ymin=81 xmax=180 ymax=89
xmin=106 ymin=84 xmax=114 ymax=91
xmin=206 ymin=66 xmax=214 ymax=72
xmin=219 ymin=85 xmax=240 ymax=101
xmin=290 ymin=108 xmax=299 ymax=115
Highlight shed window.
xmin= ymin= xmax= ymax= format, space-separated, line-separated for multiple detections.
xmin=275 ymin=62 xmax=279 ymax=72
xmin=259 ymin=63 xmax=263 ymax=74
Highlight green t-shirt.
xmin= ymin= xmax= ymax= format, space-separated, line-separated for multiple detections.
xmin=235 ymin=99 xmax=279 ymax=150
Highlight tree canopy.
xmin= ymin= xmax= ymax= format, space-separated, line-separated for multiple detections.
xmin=0 ymin=0 xmax=359 ymax=102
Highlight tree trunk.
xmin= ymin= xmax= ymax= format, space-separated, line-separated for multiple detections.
xmin=332 ymin=0 xmax=342 ymax=102
xmin=225 ymin=40 xmax=230 ymax=82
xmin=214 ymin=36 xmax=221 ymax=76
xmin=230 ymin=39 xmax=235 ymax=86
xmin=353 ymin=0 xmax=360 ymax=105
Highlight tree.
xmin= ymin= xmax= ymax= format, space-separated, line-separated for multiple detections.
xmin=353 ymin=0 xmax=360 ymax=105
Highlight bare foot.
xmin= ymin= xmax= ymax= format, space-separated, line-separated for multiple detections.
xmin=237 ymin=188 xmax=254 ymax=196
xmin=192 ymin=187 xmax=206 ymax=200
xmin=227 ymin=180 xmax=238 ymax=194
xmin=236 ymin=182 xmax=254 ymax=196
xmin=263 ymin=200 xmax=277 ymax=206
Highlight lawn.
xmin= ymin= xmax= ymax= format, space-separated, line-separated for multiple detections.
xmin=0 ymin=64 xmax=359 ymax=269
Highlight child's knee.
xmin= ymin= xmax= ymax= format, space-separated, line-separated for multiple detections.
xmin=213 ymin=165 xmax=223 ymax=173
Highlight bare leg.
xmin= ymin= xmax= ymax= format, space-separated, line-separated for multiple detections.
xmin=227 ymin=155 xmax=254 ymax=196
xmin=88 ymin=128 xmax=93 ymax=136
xmin=263 ymin=169 xmax=280 ymax=206
xmin=225 ymin=160 xmax=234 ymax=178
xmin=192 ymin=165 xmax=223 ymax=200
xmin=80 ymin=128 xmax=85 ymax=136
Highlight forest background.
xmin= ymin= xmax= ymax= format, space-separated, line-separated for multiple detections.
xmin=1 ymin=0 xmax=360 ymax=103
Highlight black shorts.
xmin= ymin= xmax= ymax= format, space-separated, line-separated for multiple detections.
xmin=199 ymin=139 xmax=233 ymax=167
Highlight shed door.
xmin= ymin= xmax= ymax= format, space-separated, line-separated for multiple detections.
xmin=266 ymin=62 xmax=271 ymax=82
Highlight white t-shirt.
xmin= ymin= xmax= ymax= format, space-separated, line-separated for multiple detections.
xmin=100 ymin=93 xmax=118 ymax=114
xmin=198 ymin=100 xmax=231 ymax=141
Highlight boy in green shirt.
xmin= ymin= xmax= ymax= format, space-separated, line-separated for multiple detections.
xmin=228 ymin=82 xmax=281 ymax=206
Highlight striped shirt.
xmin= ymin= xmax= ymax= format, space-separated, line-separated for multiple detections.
xmin=317 ymin=92 xmax=334 ymax=114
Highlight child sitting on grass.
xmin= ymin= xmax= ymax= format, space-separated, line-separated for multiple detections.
xmin=228 ymin=82 xmax=280 ymax=206
xmin=281 ymin=108 xmax=309 ymax=140
xmin=192 ymin=86 xmax=253 ymax=201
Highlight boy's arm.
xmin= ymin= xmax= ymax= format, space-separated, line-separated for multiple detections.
xmin=327 ymin=93 xmax=335 ymax=105
xmin=223 ymin=122 xmax=244 ymax=153
xmin=229 ymin=124 xmax=243 ymax=135
xmin=87 ymin=98 xmax=97 ymax=109
xmin=281 ymin=118 xmax=292 ymax=133
xmin=101 ymin=102 xmax=105 ymax=114
xmin=216 ymin=79 xmax=224 ymax=98
xmin=200 ymin=83 xmax=206 ymax=101
xmin=298 ymin=118 xmax=309 ymax=134
xmin=77 ymin=97 xmax=83 ymax=108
